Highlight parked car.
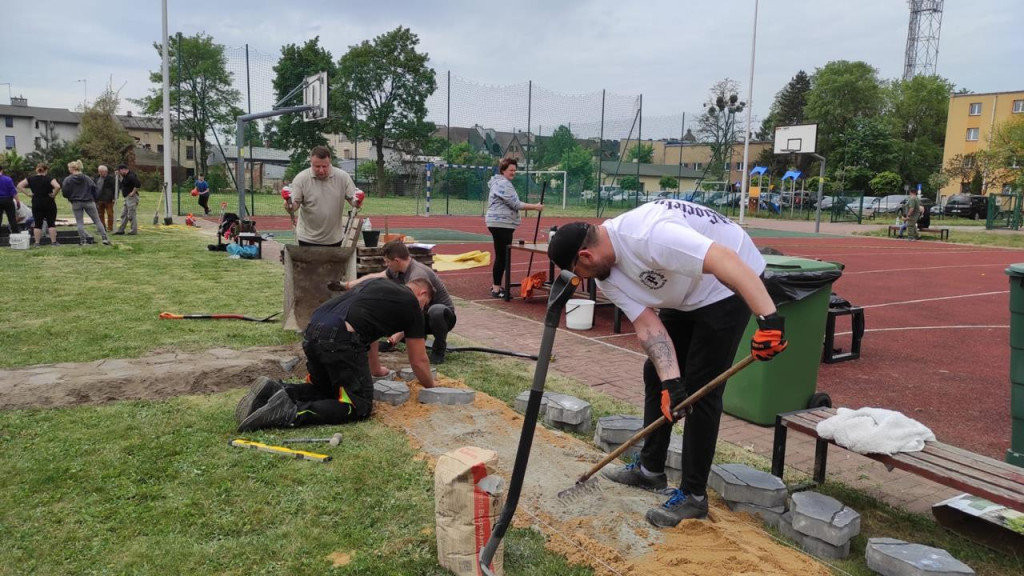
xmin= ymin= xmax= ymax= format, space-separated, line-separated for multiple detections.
xmin=867 ymin=194 xmax=910 ymax=215
xmin=943 ymin=194 xmax=988 ymax=220
xmin=896 ymin=197 xmax=935 ymax=218
xmin=815 ymin=195 xmax=854 ymax=211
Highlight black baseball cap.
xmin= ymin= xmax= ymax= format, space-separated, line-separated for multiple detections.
xmin=547 ymin=222 xmax=591 ymax=271
xmin=117 ymin=163 xmax=128 ymax=170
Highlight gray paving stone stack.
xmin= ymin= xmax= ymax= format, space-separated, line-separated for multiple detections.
xmin=707 ymin=463 xmax=787 ymax=527
xmin=542 ymin=393 xmax=592 ymax=433
xmin=418 ymin=387 xmax=475 ymax=405
xmin=593 ymin=415 xmax=643 ymax=452
xmin=865 ymin=538 xmax=974 ymax=576
xmin=785 ymin=491 xmax=861 ymax=560
xmin=373 ymin=380 xmax=410 ymax=406
xmin=514 ymin=390 xmax=550 ymax=416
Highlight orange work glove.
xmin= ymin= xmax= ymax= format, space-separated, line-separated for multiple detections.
xmin=659 ymin=377 xmax=688 ymax=422
xmin=752 ymin=313 xmax=788 ymax=361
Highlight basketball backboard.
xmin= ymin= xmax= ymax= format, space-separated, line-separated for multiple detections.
xmin=302 ymin=71 xmax=328 ymax=122
xmin=773 ymin=124 xmax=818 ymax=154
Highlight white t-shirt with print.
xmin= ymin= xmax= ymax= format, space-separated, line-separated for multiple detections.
xmin=597 ymin=200 xmax=765 ymax=321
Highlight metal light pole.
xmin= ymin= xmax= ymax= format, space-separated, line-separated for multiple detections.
xmin=738 ymin=0 xmax=759 ymax=225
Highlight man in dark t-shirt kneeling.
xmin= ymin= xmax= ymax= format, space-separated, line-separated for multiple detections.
xmin=236 ymin=278 xmax=436 ymax=431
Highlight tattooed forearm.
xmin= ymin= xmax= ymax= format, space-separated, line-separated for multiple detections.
xmin=640 ymin=330 xmax=678 ymax=381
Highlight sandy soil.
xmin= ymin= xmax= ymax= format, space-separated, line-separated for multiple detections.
xmin=0 ymin=348 xmax=829 ymax=575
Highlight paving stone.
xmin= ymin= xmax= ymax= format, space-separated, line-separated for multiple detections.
xmin=373 ymin=380 xmax=409 ymax=406
xmin=514 ymin=390 xmax=549 ymax=416
xmin=778 ymin=511 xmax=850 ymax=560
xmin=865 ymin=538 xmax=974 ymax=576
xmin=790 ymin=491 xmax=861 ymax=546
xmin=398 ymin=366 xmax=437 ymax=382
xmin=725 ymin=500 xmax=786 ymax=528
xmin=593 ymin=414 xmax=644 ymax=446
xmin=708 ymin=463 xmax=788 ymax=509
xmin=418 ymin=387 xmax=475 ymax=405
xmin=373 ymin=369 xmax=397 ymax=382
xmin=279 ymin=356 xmax=301 ymax=372
xmin=542 ymin=393 xmax=592 ymax=433
xmin=665 ymin=433 xmax=684 ymax=470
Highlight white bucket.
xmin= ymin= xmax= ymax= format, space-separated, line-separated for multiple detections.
xmin=9 ymin=232 xmax=30 ymax=250
xmin=565 ymin=298 xmax=595 ymax=330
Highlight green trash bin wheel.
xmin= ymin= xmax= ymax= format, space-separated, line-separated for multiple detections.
xmin=807 ymin=392 xmax=832 ymax=409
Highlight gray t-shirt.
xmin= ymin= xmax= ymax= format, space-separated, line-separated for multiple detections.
xmin=386 ymin=258 xmax=454 ymax=312
xmin=290 ymin=166 xmax=357 ymax=245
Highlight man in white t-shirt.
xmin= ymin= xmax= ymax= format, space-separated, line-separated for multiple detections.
xmin=548 ymin=200 xmax=788 ymax=528
xmin=285 ymin=146 xmax=364 ymax=246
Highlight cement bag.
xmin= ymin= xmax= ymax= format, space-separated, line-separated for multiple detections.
xmin=282 ymin=244 xmax=354 ymax=332
xmin=435 ymin=446 xmax=505 ymax=576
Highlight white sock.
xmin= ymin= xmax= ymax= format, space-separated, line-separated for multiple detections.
xmin=639 ymin=464 xmax=663 ymax=477
xmin=691 ymin=494 xmax=706 ymax=501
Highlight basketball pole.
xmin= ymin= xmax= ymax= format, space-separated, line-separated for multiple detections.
xmin=811 ymin=153 xmax=826 ymax=233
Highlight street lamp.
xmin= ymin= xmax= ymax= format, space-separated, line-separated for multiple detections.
xmin=707 ymin=94 xmax=746 ymax=201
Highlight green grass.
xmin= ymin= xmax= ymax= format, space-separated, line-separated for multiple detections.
xmin=858 ymin=225 xmax=1024 ymax=248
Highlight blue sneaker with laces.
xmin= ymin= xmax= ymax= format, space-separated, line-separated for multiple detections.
xmin=601 ymin=461 xmax=667 ymax=492
xmin=645 ymin=488 xmax=709 ymax=526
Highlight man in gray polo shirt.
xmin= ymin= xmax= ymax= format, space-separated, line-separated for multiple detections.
xmin=285 ymin=146 xmax=363 ymax=246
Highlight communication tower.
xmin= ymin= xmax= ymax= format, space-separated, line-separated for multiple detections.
xmin=903 ymin=0 xmax=944 ymax=80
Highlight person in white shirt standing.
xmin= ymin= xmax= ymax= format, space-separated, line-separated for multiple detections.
xmin=547 ymin=199 xmax=788 ymax=527
xmin=284 ymin=146 xmax=364 ymax=247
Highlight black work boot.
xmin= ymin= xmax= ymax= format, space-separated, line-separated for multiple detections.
xmin=645 ymin=489 xmax=709 ymax=527
xmin=601 ymin=462 xmax=667 ymax=492
xmin=234 ymin=376 xmax=283 ymax=424
xmin=238 ymin=389 xmax=296 ymax=432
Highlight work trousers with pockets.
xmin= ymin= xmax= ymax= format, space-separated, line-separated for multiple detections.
xmin=288 ymin=327 xmax=373 ymax=426
xmin=116 ymin=195 xmax=139 ymax=234
xmin=639 ymin=294 xmax=750 ymax=497
xmin=425 ymin=304 xmax=457 ymax=353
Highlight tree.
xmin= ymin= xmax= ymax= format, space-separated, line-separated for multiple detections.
xmin=942 ymin=153 xmax=975 ymax=193
xmin=25 ymin=123 xmax=83 ymax=181
xmin=696 ymin=78 xmax=745 ymax=181
xmin=990 ymin=115 xmax=1024 ymax=190
xmin=620 ymin=175 xmax=641 ymax=192
xmin=135 ymin=32 xmax=242 ymax=177
xmin=559 ymin=144 xmax=595 ymax=193
xmin=270 ymin=37 xmax=338 ymax=160
xmin=756 ymin=70 xmax=810 ymax=140
xmin=868 ymin=171 xmax=903 ymax=195
xmin=831 ymin=116 xmax=899 ymax=190
xmin=333 ymin=27 xmax=437 ymax=189
xmin=804 ymin=61 xmax=884 ymax=158
xmin=77 ymin=88 xmax=136 ymax=173
xmin=659 ymin=176 xmax=679 ymax=191
xmin=625 ymin=143 xmax=654 ymax=163
xmin=884 ymin=75 xmax=955 ymax=193
xmin=536 ymin=125 xmax=578 ymax=169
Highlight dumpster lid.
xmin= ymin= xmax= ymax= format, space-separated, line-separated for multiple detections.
xmin=763 ymin=255 xmax=842 ymax=273
xmin=1006 ymin=263 xmax=1024 ymax=277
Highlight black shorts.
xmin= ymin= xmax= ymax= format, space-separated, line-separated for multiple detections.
xmin=32 ymin=204 xmax=57 ymax=228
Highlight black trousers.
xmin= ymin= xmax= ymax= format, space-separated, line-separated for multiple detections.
xmin=288 ymin=329 xmax=373 ymax=426
xmin=639 ymin=294 xmax=750 ymax=496
xmin=426 ymin=304 xmax=457 ymax=352
xmin=0 ymin=198 xmax=18 ymax=234
xmin=488 ymin=227 xmax=515 ymax=286
xmin=198 ymin=193 xmax=210 ymax=214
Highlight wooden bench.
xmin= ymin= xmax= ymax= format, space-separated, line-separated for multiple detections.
xmin=771 ymin=407 xmax=1024 ymax=513
xmin=887 ymin=225 xmax=949 ymax=240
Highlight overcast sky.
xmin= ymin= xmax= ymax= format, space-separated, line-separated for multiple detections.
xmin=3 ymin=0 xmax=1020 ymax=139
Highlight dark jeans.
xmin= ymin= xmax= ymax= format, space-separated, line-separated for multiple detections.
xmin=289 ymin=328 xmax=373 ymax=426
xmin=198 ymin=193 xmax=210 ymax=214
xmin=639 ymin=294 xmax=750 ymax=496
xmin=488 ymin=227 xmax=515 ymax=286
xmin=426 ymin=304 xmax=457 ymax=352
xmin=0 ymin=197 xmax=18 ymax=234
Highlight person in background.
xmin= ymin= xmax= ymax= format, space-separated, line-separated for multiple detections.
xmin=547 ymin=200 xmax=787 ymax=527
xmin=485 ymin=158 xmax=544 ymax=299
xmin=195 ymin=174 xmax=211 ymax=215
xmin=94 ymin=165 xmax=116 ymax=231
xmin=902 ymin=188 xmax=922 ymax=241
xmin=0 ymin=164 xmax=20 ymax=235
xmin=284 ymin=147 xmax=364 ymax=247
xmin=62 ymin=160 xmax=110 ymax=246
xmin=17 ymin=163 xmax=61 ymax=246
xmin=112 ymin=163 xmax=141 ymax=235
xmin=235 ymin=278 xmax=436 ymax=432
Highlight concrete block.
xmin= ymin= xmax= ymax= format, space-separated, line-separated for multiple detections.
xmin=398 ymin=366 xmax=437 ymax=382
xmin=865 ymin=538 xmax=974 ymax=576
xmin=279 ymin=356 xmax=301 ymax=372
xmin=418 ymin=387 xmax=475 ymax=405
xmin=790 ymin=491 xmax=861 ymax=547
xmin=725 ymin=500 xmax=786 ymax=529
xmin=373 ymin=380 xmax=409 ymax=406
xmin=665 ymin=433 xmax=683 ymax=470
xmin=514 ymin=390 xmax=549 ymax=417
xmin=542 ymin=393 xmax=592 ymax=433
xmin=593 ymin=415 xmax=643 ymax=446
xmin=709 ymin=463 xmax=788 ymax=509
xmin=779 ymin=512 xmax=851 ymax=561
xmin=373 ymin=369 xmax=396 ymax=383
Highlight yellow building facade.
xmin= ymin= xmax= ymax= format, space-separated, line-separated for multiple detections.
xmin=621 ymin=140 xmax=773 ymax=186
xmin=939 ymin=90 xmax=1024 ymax=198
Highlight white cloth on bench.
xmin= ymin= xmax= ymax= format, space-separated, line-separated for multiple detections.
xmin=816 ymin=407 xmax=936 ymax=455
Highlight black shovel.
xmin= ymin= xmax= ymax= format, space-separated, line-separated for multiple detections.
xmin=478 ymin=269 xmax=580 ymax=576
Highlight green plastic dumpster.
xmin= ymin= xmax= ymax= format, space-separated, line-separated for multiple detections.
xmin=1005 ymin=264 xmax=1024 ymax=467
xmin=722 ymin=255 xmax=843 ymax=425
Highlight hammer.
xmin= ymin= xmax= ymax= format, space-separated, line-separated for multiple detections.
xmin=281 ymin=433 xmax=343 ymax=446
